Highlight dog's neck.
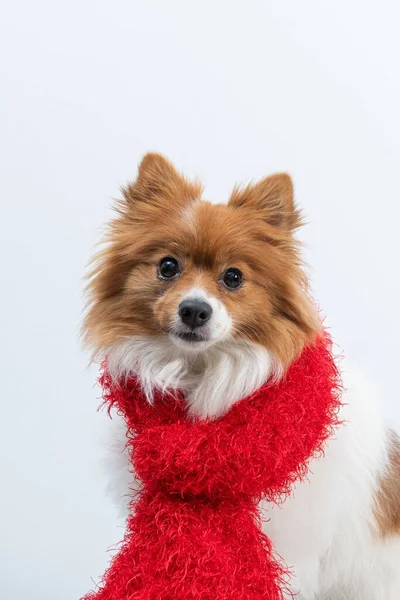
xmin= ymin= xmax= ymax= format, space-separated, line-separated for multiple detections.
xmin=106 ymin=335 xmax=281 ymax=418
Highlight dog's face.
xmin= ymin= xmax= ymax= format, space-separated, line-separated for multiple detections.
xmin=84 ymin=154 xmax=319 ymax=367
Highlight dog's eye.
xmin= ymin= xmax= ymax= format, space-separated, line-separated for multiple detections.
xmin=222 ymin=268 xmax=243 ymax=290
xmin=158 ymin=257 xmax=180 ymax=279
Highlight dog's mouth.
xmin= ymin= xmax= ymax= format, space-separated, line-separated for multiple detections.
xmin=173 ymin=330 xmax=207 ymax=343
xmin=167 ymin=327 xmax=211 ymax=346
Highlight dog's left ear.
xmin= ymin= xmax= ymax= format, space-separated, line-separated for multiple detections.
xmin=229 ymin=173 xmax=301 ymax=231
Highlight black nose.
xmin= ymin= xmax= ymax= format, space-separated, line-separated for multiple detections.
xmin=178 ymin=299 xmax=212 ymax=329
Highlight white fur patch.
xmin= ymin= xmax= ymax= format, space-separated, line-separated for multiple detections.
xmin=103 ymin=355 xmax=400 ymax=598
xmin=180 ymin=198 xmax=203 ymax=234
xmin=107 ymin=334 xmax=279 ymax=418
xmin=261 ymin=368 xmax=400 ymax=599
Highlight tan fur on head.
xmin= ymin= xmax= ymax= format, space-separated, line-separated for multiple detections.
xmin=83 ymin=153 xmax=320 ymax=366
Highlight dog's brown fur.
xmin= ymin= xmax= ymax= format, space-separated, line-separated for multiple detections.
xmin=83 ymin=153 xmax=320 ymax=366
xmin=375 ymin=431 xmax=400 ymax=538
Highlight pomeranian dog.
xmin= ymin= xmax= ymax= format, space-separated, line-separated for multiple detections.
xmin=83 ymin=153 xmax=400 ymax=599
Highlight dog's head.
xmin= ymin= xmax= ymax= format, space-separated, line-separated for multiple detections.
xmin=83 ymin=153 xmax=320 ymax=412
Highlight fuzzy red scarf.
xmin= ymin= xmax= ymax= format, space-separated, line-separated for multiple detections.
xmin=82 ymin=333 xmax=341 ymax=600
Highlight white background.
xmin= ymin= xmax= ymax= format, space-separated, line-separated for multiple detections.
xmin=1 ymin=1 xmax=399 ymax=598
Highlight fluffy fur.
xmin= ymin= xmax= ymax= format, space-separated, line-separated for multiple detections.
xmin=83 ymin=153 xmax=320 ymax=371
xmin=101 ymin=374 xmax=400 ymax=599
xmin=107 ymin=334 xmax=278 ymax=418
xmin=262 ymin=369 xmax=400 ymax=599
xmin=82 ymin=334 xmax=341 ymax=600
xmin=83 ymin=153 xmax=400 ymax=599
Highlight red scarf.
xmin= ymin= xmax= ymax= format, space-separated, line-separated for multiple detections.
xmin=82 ymin=332 xmax=341 ymax=600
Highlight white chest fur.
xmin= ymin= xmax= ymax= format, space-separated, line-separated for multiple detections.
xmin=103 ymin=353 xmax=399 ymax=599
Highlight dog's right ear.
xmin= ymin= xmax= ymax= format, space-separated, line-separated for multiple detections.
xmin=136 ymin=153 xmax=183 ymax=197
xmin=122 ymin=153 xmax=201 ymax=211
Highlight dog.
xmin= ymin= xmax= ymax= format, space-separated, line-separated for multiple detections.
xmin=83 ymin=153 xmax=400 ymax=599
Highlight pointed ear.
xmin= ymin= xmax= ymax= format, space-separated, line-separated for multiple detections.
xmin=122 ymin=153 xmax=201 ymax=211
xmin=136 ymin=153 xmax=182 ymax=194
xmin=229 ymin=173 xmax=301 ymax=231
